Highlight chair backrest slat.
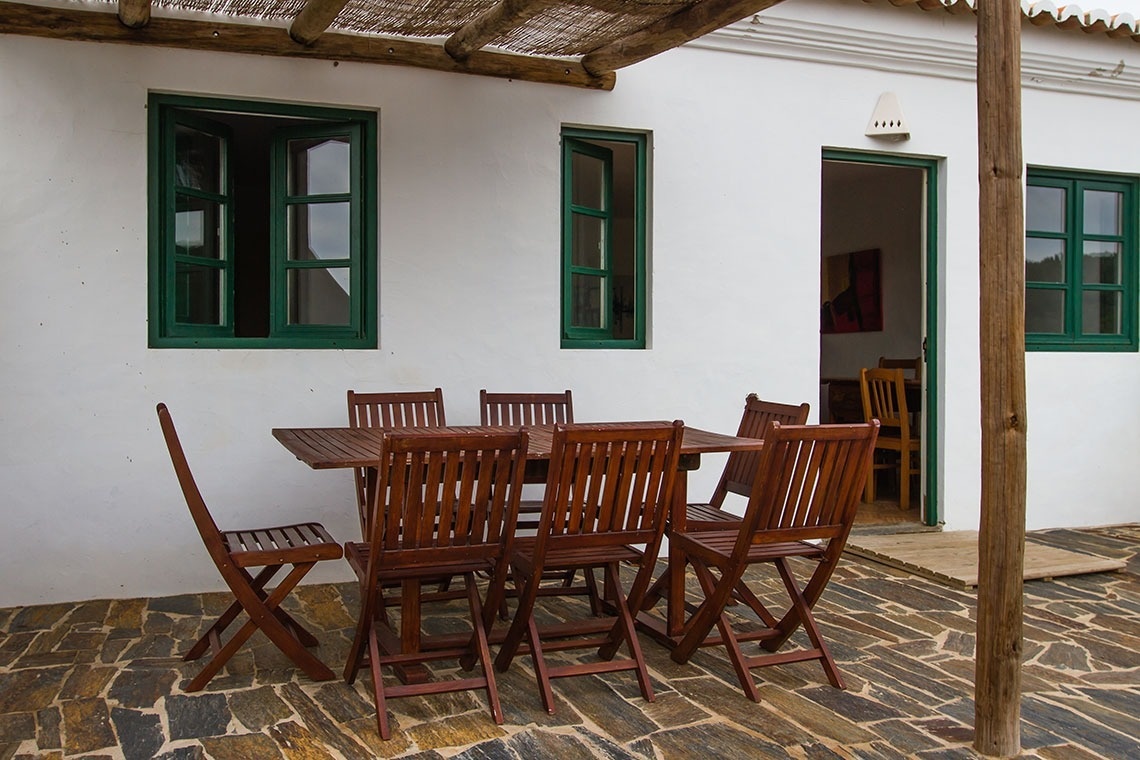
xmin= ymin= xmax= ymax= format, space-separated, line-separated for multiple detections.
xmin=536 ymin=422 xmax=683 ymax=552
xmin=368 ymin=429 xmax=528 ymax=568
xmin=480 ymin=390 xmax=574 ymax=426
xmin=735 ymin=421 xmax=879 ymax=558
xmin=713 ymin=394 xmax=811 ymax=505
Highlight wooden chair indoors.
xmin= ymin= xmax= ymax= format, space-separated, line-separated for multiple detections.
xmin=668 ymin=421 xmax=879 ymax=701
xmin=877 ymin=355 xmax=922 ymax=383
xmin=343 ymin=428 xmax=529 ymax=739
xmin=493 ymin=421 xmax=684 ymax=714
xmin=156 ymin=403 xmax=343 ymax=692
xmin=860 ymin=367 xmax=920 ymax=510
xmin=347 ymin=388 xmax=447 ymax=536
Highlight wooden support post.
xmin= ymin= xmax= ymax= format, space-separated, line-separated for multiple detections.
xmin=117 ymin=0 xmax=150 ymax=29
xmin=290 ymin=0 xmax=351 ymax=46
xmin=974 ymin=0 xmax=1027 ymax=756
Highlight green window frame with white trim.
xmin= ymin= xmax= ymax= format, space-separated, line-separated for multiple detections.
xmin=1025 ymin=168 xmax=1137 ymax=351
xmin=561 ymin=127 xmax=647 ymax=349
xmin=148 ymin=94 xmax=377 ymax=348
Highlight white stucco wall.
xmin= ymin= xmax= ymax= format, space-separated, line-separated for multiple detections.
xmin=2 ymin=0 xmax=1138 ymax=606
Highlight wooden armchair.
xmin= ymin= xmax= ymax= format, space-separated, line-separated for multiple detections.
xmin=860 ymin=368 xmax=920 ymax=509
xmin=668 ymin=421 xmax=878 ymax=701
xmin=347 ymin=388 xmax=446 ymax=536
xmin=156 ymin=403 xmax=343 ymax=692
xmin=343 ymin=428 xmax=529 ymax=739
xmin=493 ymin=421 xmax=684 ymax=714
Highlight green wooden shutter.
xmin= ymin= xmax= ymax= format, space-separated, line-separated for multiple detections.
xmin=562 ymin=137 xmax=614 ymax=341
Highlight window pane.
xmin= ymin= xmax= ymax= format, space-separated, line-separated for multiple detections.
xmin=288 ymin=202 xmax=350 ymax=262
xmin=174 ymin=125 xmax=222 ymax=193
xmin=571 ymin=152 xmax=605 ymax=210
xmin=1025 ymin=238 xmax=1064 ymax=283
xmin=1082 ymin=291 xmax=1122 ymax=335
xmin=288 ymin=268 xmax=350 ymax=325
xmin=289 ymin=136 xmax=351 ymax=196
xmin=175 ymin=263 xmax=222 ymax=325
xmin=1083 ymin=189 xmax=1122 ymax=236
xmin=1083 ymin=241 xmax=1121 ymax=285
xmin=571 ymin=273 xmax=605 ymax=328
xmin=1026 ymin=185 xmax=1065 ymax=233
xmin=572 ymin=214 xmax=605 ymax=268
xmin=1025 ymin=289 xmax=1064 ymax=334
xmin=175 ymin=195 xmax=223 ymax=260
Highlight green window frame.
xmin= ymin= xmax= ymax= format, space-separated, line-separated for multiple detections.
xmin=148 ymin=94 xmax=377 ymax=348
xmin=561 ymin=128 xmax=647 ymax=349
xmin=1025 ymin=168 xmax=1137 ymax=351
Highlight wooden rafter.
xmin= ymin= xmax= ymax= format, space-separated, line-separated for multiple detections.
xmin=445 ymin=0 xmax=560 ymax=62
xmin=117 ymin=0 xmax=150 ymax=29
xmin=581 ymin=0 xmax=786 ymax=76
xmin=0 ymin=2 xmax=615 ymax=90
xmin=290 ymin=0 xmax=351 ymax=46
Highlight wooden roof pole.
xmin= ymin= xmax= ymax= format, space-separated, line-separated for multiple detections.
xmin=974 ymin=0 xmax=1027 ymax=756
xmin=290 ymin=0 xmax=351 ymax=45
xmin=581 ymin=0 xmax=786 ymax=76
xmin=117 ymin=0 xmax=150 ymax=29
xmin=445 ymin=0 xmax=560 ymax=61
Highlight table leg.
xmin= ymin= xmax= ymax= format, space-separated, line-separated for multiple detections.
xmin=666 ymin=469 xmax=688 ymax=638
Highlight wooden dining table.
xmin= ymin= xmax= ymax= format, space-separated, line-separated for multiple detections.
xmin=272 ymin=422 xmax=764 ymax=662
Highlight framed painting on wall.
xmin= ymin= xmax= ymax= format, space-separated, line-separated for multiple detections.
xmin=821 ymin=248 xmax=883 ymax=333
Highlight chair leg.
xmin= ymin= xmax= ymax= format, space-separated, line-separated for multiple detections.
xmin=368 ymin=625 xmax=391 ymax=740
xmin=599 ymin=562 xmax=654 ymax=703
xmin=462 ymin=572 xmax=504 ymax=725
xmin=691 ymin=560 xmax=760 ymax=702
xmin=184 ymin=565 xmax=280 ymax=662
xmin=774 ymin=558 xmax=844 ymax=689
xmin=899 ymin=448 xmax=911 ymax=510
xmin=188 ymin=563 xmax=333 ymax=691
xmin=671 ymin=558 xmax=747 ymax=666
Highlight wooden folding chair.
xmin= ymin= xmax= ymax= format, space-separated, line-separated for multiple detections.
xmin=682 ymin=394 xmax=810 ymax=530
xmin=878 ymin=355 xmax=922 ymax=384
xmin=479 ymin=390 xmax=596 ymax=614
xmin=493 ymin=421 xmax=684 ymax=714
xmin=156 ymin=403 xmax=343 ymax=692
xmin=347 ymin=388 xmax=446 ymax=537
xmin=343 ymin=428 xmax=528 ymax=739
xmin=668 ymin=421 xmax=878 ymax=701
xmin=860 ymin=368 xmax=920 ymax=509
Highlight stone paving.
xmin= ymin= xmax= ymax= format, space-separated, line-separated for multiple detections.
xmin=1 ymin=525 xmax=1137 ymax=759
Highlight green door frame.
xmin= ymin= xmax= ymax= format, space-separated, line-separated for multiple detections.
xmin=822 ymin=149 xmax=940 ymax=527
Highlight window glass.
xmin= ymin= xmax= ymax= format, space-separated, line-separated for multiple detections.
xmin=175 ymin=263 xmax=223 ymax=325
xmin=571 ymin=273 xmax=604 ymax=328
xmin=288 ymin=268 xmax=351 ymax=325
xmin=1026 ymin=185 xmax=1064 ymax=233
xmin=571 ymin=152 xmax=606 ymax=210
xmin=1083 ymin=190 xmax=1121 ymax=236
xmin=1081 ymin=291 xmax=1122 ymax=335
xmin=175 ymin=126 xmax=222 ymax=193
xmin=572 ymin=214 xmax=605 ymax=269
xmin=288 ymin=203 xmax=351 ymax=261
xmin=1025 ymin=290 xmax=1064 ymax=334
xmin=1082 ymin=241 xmax=1121 ymax=285
xmin=1025 ymin=238 xmax=1064 ymax=283
xmin=289 ymin=137 xmax=351 ymax=196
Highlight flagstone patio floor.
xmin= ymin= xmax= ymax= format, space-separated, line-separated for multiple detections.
xmin=1 ymin=525 xmax=1137 ymax=759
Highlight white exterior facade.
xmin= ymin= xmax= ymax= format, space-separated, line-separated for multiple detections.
xmin=2 ymin=0 xmax=1138 ymax=607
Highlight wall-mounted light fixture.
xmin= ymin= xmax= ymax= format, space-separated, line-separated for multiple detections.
xmin=865 ymin=92 xmax=910 ymax=141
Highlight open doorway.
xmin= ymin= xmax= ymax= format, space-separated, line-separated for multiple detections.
xmin=819 ymin=152 xmax=939 ymax=528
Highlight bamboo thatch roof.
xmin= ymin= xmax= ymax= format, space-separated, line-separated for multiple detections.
xmin=0 ymin=0 xmax=1138 ymax=90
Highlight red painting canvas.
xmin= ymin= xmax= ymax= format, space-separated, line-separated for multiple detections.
xmin=821 ymin=248 xmax=883 ymax=333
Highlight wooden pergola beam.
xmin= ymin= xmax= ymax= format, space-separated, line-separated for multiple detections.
xmin=581 ymin=0 xmax=786 ymax=76
xmin=290 ymin=0 xmax=351 ymax=46
xmin=974 ymin=0 xmax=1027 ymax=756
xmin=445 ymin=0 xmax=560 ymax=61
xmin=0 ymin=2 xmax=614 ymax=90
xmin=117 ymin=0 xmax=150 ymax=29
